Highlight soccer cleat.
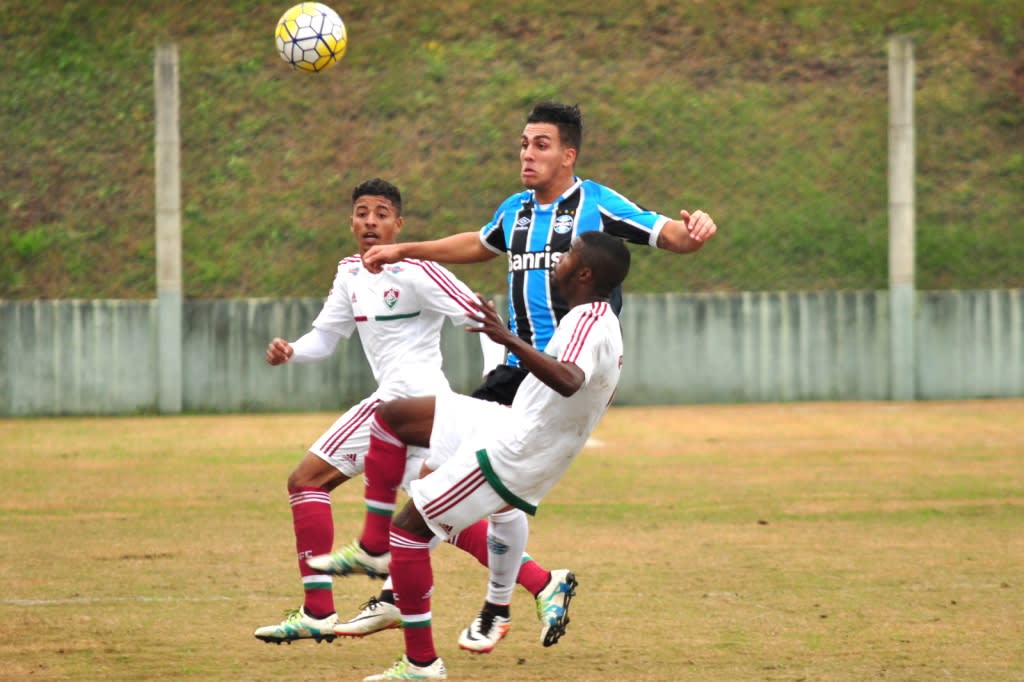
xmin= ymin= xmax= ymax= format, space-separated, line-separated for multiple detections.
xmin=335 ymin=596 xmax=402 ymax=638
xmin=363 ymin=655 xmax=447 ymax=681
xmin=253 ymin=607 xmax=337 ymax=644
xmin=535 ymin=569 xmax=577 ymax=647
xmin=306 ymin=539 xmax=390 ymax=578
xmin=457 ymin=610 xmax=511 ymax=654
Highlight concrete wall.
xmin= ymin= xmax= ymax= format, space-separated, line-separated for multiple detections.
xmin=1 ymin=290 xmax=1021 ymax=416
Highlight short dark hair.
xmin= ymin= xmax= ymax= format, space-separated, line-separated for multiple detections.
xmin=526 ymin=101 xmax=583 ymax=155
xmin=352 ymin=178 xmax=402 ymax=215
xmin=578 ymin=231 xmax=630 ymax=297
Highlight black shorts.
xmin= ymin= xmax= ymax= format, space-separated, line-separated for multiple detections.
xmin=470 ymin=364 xmax=530 ymax=406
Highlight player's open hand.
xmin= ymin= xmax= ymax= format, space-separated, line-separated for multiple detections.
xmin=362 ymin=244 xmax=403 ymax=273
xmin=680 ymin=209 xmax=717 ymax=242
xmin=466 ymin=294 xmax=513 ymax=346
xmin=266 ymin=338 xmax=294 ymax=366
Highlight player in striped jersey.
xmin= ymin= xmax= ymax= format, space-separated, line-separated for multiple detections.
xmin=360 ymin=231 xmax=631 ymax=681
xmin=362 ymin=101 xmax=717 ymax=404
xmin=253 ymin=179 xmax=559 ymax=646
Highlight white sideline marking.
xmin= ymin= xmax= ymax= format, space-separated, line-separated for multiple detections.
xmin=585 ymin=437 xmax=605 ymax=447
xmin=2 ymin=595 xmax=235 ymax=606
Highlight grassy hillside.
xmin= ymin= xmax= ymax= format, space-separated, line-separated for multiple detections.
xmin=1 ymin=1 xmax=1022 ymax=299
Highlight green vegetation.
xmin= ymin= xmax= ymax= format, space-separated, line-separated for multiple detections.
xmin=1 ymin=1 xmax=1021 ymax=299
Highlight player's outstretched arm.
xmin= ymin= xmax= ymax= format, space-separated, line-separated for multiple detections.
xmin=362 ymin=231 xmax=495 ymax=273
xmin=466 ymin=295 xmax=584 ymax=397
xmin=656 ymin=209 xmax=718 ymax=253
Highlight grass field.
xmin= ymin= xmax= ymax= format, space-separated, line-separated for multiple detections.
xmin=1 ymin=401 xmax=1022 ymax=681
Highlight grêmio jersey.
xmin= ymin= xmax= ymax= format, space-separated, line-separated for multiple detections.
xmin=478 ymin=177 xmax=668 ymax=368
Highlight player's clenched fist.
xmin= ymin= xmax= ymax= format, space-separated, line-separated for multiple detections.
xmin=266 ymin=338 xmax=294 ymax=366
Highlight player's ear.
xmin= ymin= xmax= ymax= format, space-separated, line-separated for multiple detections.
xmin=563 ymin=146 xmax=577 ymax=168
xmin=394 ymin=216 xmax=404 ymax=232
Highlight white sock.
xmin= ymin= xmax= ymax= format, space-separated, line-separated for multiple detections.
xmin=485 ymin=508 xmax=528 ymax=606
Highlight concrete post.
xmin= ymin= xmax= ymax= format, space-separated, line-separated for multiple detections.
xmin=155 ymin=44 xmax=183 ymax=413
xmin=888 ymin=36 xmax=916 ymax=401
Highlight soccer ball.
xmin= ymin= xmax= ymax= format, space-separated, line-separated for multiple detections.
xmin=274 ymin=3 xmax=347 ymax=73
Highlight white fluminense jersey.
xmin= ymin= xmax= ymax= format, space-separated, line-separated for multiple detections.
xmin=482 ymin=301 xmax=623 ymax=508
xmin=311 ymin=256 xmax=479 ymax=399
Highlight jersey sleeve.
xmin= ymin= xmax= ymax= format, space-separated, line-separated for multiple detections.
xmin=593 ymin=183 xmax=669 ymax=248
xmin=412 ymin=260 xmax=481 ymax=327
xmin=310 ymin=263 xmax=357 ymax=338
xmin=480 ymin=201 xmax=510 ymax=254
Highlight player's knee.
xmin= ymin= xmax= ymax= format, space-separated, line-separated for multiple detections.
xmin=286 ymin=468 xmax=306 ymax=489
xmin=391 ymin=501 xmax=432 ymax=538
xmin=288 ymin=452 xmax=347 ymax=490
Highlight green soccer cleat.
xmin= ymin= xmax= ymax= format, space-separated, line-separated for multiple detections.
xmin=535 ymin=569 xmax=577 ymax=647
xmin=363 ymin=655 xmax=447 ymax=680
xmin=306 ymin=539 xmax=390 ymax=578
xmin=253 ymin=607 xmax=337 ymax=644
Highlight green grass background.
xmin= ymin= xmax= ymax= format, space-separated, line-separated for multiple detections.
xmin=1 ymin=1 xmax=1022 ymax=299
xmin=1 ymin=401 xmax=1022 ymax=680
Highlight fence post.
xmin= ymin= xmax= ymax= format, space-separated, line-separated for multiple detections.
xmin=155 ymin=44 xmax=183 ymax=413
xmin=888 ymin=35 xmax=916 ymax=401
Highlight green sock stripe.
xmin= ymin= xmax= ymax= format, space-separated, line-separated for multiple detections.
xmin=402 ymin=618 xmax=432 ymax=629
xmin=302 ymin=579 xmax=332 ymax=590
xmin=365 ymin=504 xmax=394 ymax=517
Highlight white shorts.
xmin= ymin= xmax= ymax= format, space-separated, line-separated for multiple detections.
xmin=424 ymin=391 xmax=509 ymax=471
xmin=310 ymin=395 xmax=426 ymax=489
xmin=410 ymin=392 xmax=513 ymax=540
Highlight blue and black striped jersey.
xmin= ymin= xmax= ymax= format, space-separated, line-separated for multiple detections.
xmin=479 ymin=177 xmax=668 ymax=368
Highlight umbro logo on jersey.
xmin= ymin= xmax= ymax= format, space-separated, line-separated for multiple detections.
xmin=553 ymin=214 xmax=574 ymax=234
xmin=383 ymin=287 xmax=400 ymax=309
xmin=513 ymin=216 xmax=531 ymax=230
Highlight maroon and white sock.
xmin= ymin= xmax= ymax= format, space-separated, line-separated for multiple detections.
xmin=389 ymin=524 xmax=436 ymax=664
xmin=361 ymin=414 xmax=408 ymax=555
xmin=289 ymin=486 xmax=334 ymax=617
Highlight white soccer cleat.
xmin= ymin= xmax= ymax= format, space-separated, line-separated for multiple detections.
xmin=363 ymin=655 xmax=447 ymax=680
xmin=335 ymin=596 xmax=402 ymax=637
xmin=457 ymin=610 xmax=511 ymax=654
xmin=535 ymin=569 xmax=577 ymax=647
xmin=306 ymin=539 xmax=390 ymax=578
xmin=253 ymin=607 xmax=337 ymax=644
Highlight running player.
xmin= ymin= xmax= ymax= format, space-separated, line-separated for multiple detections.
xmin=359 ymin=231 xmax=631 ymax=681
xmin=253 ymin=178 xmax=558 ymax=645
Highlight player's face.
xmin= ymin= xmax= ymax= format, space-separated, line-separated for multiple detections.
xmin=520 ymin=123 xmax=576 ymax=199
xmin=350 ymin=195 xmax=402 ymax=254
xmin=551 ymin=239 xmax=584 ymax=299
